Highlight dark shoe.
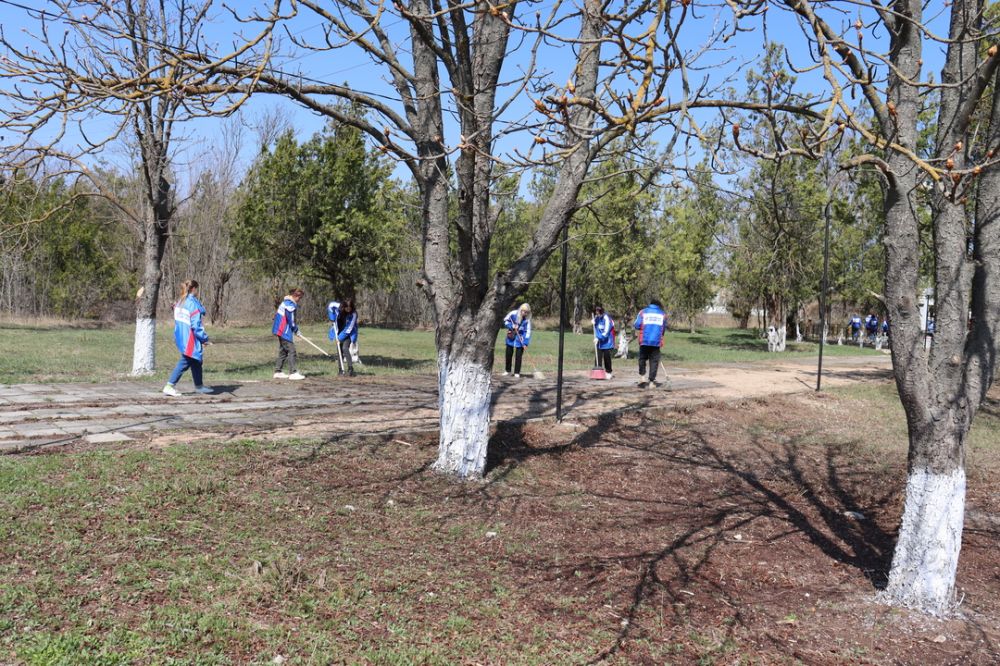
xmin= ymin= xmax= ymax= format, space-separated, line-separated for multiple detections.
xmin=348 ymin=369 xmax=356 ymax=377
xmin=338 ymin=370 xmax=346 ymax=376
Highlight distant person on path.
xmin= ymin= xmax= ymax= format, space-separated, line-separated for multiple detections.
xmin=592 ymin=305 xmax=616 ymax=379
xmin=163 ymin=280 xmax=212 ymax=397
xmin=273 ymin=288 xmax=306 ymax=380
xmin=336 ymin=298 xmax=359 ymax=377
xmin=633 ymin=299 xmax=667 ymax=388
xmin=502 ymin=303 xmax=532 ymax=378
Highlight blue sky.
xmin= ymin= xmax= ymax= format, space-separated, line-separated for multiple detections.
xmin=0 ymin=0 xmax=953 ymax=194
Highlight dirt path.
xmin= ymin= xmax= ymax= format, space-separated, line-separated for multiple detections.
xmin=0 ymin=355 xmax=892 ymax=452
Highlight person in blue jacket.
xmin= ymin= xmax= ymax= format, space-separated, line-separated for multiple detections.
xmin=865 ymin=313 xmax=879 ymax=344
xmin=502 ymin=303 xmax=532 ymax=378
xmin=273 ymin=288 xmax=306 ymax=380
xmin=163 ymin=279 xmax=212 ymax=396
xmin=593 ymin=305 xmax=616 ymax=378
xmin=633 ymin=299 xmax=667 ymax=387
xmin=336 ymin=298 xmax=359 ymax=377
xmin=848 ymin=314 xmax=863 ymax=342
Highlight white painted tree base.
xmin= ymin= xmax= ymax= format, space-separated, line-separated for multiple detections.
xmin=433 ymin=354 xmax=492 ymax=479
xmin=131 ymin=317 xmax=157 ymax=376
xmin=882 ymin=467 xmax=965 ymax=615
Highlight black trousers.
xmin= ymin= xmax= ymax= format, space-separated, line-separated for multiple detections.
xmin=598 ymin=348 xmax=613 ymax=373
xmin=339 ymin=338 xmax=354 ymax=374
xmin=638 ymin=345 xmax=661 ymax=381
xmin=275 ymin=338 xmax=297 ymax=373
xmin=504 ymin=345 xmax=524 ymax=374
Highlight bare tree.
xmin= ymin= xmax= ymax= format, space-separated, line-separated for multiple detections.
xmin=0 ymin=0 xmax=272 ymax=373
xmin=183 ymin=0 xmax=785 ymax=479
xmin=730 ymin=0 xmax=1000 ymax=613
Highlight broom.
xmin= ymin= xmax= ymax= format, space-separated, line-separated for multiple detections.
xmin=590 ymin=338 xmax=607 ymax=380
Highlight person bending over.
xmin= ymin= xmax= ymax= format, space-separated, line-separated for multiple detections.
xmin=502 ymin=303 xmax=532 ymax=378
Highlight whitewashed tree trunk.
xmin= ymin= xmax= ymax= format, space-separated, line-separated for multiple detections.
xmin=433 ymin=352 xmax=492 ymax=478
xmin=884 ymin=466 xmax=966 ymax=614
xmin=131 ymin=317 xmax=157 ymax=375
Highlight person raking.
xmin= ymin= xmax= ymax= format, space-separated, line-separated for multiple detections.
xmin=273 ymin=288 xmax=306 ymax=380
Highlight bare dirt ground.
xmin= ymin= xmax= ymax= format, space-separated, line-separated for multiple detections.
xmin=0 ymin=355 xmax=891 ymax=452
xmin=3 ymin=354 xmax=999 ymax=663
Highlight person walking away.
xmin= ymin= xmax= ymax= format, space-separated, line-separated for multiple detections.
xmin=336 ymin=298 xmax=359 ymax=377
xmin=848 ymin=314 xmax=863 ymax=342
xmin=633 ymin=299 xmax=667 ymax=388
xmin=502 ymin=303 xmax=532 ymax=378
xmin=865 ymin=313 xmax=879 ymax=344
xmin=163 ymin=280 xmax=213 ymax=396
xmin=593 ymin=305 xmax=615 ymax=378
xmin=273 ymin=288 xmax=306 ymax=380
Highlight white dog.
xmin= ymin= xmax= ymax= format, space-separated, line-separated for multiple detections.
xmin=616 ymin=332 xmax=630 ymax=359
xmin=767 ymin=325 xmax=787 ymax=352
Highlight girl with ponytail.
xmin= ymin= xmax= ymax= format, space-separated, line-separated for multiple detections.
xmin=163 ymin=279 xmax=213 ymax=396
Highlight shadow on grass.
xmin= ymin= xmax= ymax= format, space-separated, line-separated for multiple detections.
xmin=358 ymin=355 xmax=435 ymax=371
xmin=686 ymin=330 xmax=768 ymax=352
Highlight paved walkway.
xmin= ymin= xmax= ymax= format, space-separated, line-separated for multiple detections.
xmin=0 ymin=356 xmax=892 ymax=453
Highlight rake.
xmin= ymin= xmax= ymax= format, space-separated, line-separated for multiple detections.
xmin=297 ymin=333 xmax=330 ymax=357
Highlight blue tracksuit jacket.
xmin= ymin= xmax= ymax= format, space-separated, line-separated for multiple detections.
xmin=504 ymin=310 xmax=531 ymax=348
xmin=593 ymin=313 xmax=616 ymax=350
xmin=173 ymin=294 xmax=209 ymax=361
xmin=633 ymin=304 xmax=666 ymax=347
xmin=272 ymin=298 xmax=299 ymax=342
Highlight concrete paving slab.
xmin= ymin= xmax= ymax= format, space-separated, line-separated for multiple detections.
xmin=83 ymin=432 xmax=134 ymax=444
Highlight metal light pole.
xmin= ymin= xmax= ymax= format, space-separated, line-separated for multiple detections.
xmin=817 ymin=194 xmax=833 ymax=391
xmin=556 ymin=224 xmax=569 ymax=421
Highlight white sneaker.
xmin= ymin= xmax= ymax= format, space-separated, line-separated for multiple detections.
xmin=288 ymin=372 xmax=306 ymax=380
xmin=502 ymin=371 xmax=509 ymax=377
xmin=162 ymin=384 xmax=181 ymax=397
xmin=273 ymin=372 xmax=289 ymax=379
xmin=514 ymin=373 xmax=521 ymax=378
xmin=606 ymin=372 xmax=613 ymax=379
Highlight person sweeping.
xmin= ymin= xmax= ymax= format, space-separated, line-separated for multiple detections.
xmin=502 ymin=303 xmax=532 ymax=378
xmin=273 ymin=288 xmax=306 ymax=380
xmin=592 ymin=305 xmax=616 ymax=379
xmin=163 ymin=279 xmax=213 ymax=396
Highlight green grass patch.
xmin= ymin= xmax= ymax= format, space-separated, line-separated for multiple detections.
xmin=0 ymin=321 xmax=878 ymax=385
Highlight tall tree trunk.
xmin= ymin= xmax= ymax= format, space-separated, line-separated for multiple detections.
xmin=433 ymin=311 xmax=496 ymax=476
xmin=131 ymin=211 xmax=170 ymax=375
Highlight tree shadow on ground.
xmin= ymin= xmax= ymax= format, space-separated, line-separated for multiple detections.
xmin=357 ymin=355 xmax=434 ymax=371
xmin=481 ymin=410 xmax=899 ymax=662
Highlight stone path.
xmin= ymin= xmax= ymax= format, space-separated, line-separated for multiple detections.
xmin=0 ymin=356 xmax=892 ymax=453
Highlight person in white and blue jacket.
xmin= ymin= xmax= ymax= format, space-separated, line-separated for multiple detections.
xmin=633 ymin=299 xmax=667 ymax=387
xmin=502 ymin=303 xmax=532 ymax=377
xmin=335 ymin=298 xmax=359 ymax=377
xmin=272 ymin=288 xmax=306 ymax=380
xmin=848 ymin=314 xmax=863 ymax=341
xmin=163 ymin=280 xmax=212 ymax=396
xmin=593 ymin=305 xmax=616 ymax=378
